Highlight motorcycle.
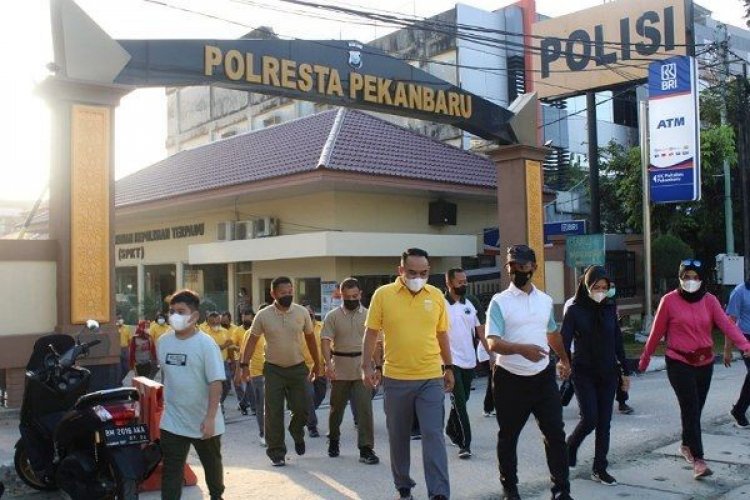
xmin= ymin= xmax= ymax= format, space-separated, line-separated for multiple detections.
xmin=14 ymin=320 xmax=160 ymax=499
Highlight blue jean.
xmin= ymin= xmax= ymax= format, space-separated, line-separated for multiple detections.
xmin=305 ymin=376 xmax=327 ymax=430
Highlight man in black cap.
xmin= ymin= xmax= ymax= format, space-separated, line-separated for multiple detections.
xmin=486 ymin=244 xmax=573 ymax=500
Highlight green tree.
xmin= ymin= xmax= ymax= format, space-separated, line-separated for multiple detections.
xmin=651 ymin=234 xmax=693 ymax=293
xmin=599 ymin=127 xmax=738 ymax=260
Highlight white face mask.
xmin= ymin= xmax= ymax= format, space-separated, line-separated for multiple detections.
xmin=169 ymin=313 xmax=191 ymax=331
xmin=589 ymin=291 xmax=607 ymax=303
xmin=157 ymin=318 xmax=166 ymax=325
xmin=211 ymin=325 xmax=220 ymax=331
xmin=116 ymin=319 xmax=124 ymax=326
xmin=404 ymin=277 xmax=427 ymax=293
xmin=680 ymin=279 xmax=702 ymax=293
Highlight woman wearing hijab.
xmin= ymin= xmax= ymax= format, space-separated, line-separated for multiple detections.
xmin=562 ymin=266 xmax=629 ymax=486
xmin=639 ymin=259 xmax=750 ymax=479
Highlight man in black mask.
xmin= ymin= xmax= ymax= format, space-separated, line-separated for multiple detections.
xmin=237 ymin=277 xmax=320 ymax=466
xmin=486 ymin=245 xmax=573 ymax=500
xmin=443 ymin=268 xmax=488 ymax=459
xmin=321 ymin=278 xmax=380 ymax=464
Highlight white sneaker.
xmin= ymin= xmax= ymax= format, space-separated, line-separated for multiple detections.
xmin=260 ymin=437 xmax=267 ymax=447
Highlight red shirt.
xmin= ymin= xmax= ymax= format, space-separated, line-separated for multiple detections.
xmin=640 ymin=290 xmax=750 ymax=370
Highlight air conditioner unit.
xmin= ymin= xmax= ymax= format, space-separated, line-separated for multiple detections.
xmin=234 ymin=220 xmax=254 ymax=240
xmin=217 ymin=221 xmax=236 ymax=241
xmin=254 ymin=217 xmax=279 ymax=238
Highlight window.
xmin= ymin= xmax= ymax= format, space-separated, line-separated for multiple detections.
xmin=183 ymin=264 xmax=229 ymax=312
xmin=297 ymin=277 xmax=322 ymax=313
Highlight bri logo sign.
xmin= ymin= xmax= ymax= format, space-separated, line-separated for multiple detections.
xmin=660 ymin=62 xmax=677 ymax=90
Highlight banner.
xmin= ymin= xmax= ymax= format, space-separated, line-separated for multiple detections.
xmin=647 ymin=55 xmax=701 ymax=203
xmin=565 ymin=234 xmax=605 ymax=268
xmin=532 ymin=0 xmax=688 ymax=100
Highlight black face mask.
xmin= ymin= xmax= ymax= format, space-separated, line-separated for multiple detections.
xmin=511 ymin=270 xmax=533 ymax=288
xmin=242 ymin=320 xmax=252 ymax=328
xmin=277 ymin=296 xmax=294 ymax=308
xmin=453 ymin=286 xmax=467 ymax=296
xmin=343 ymin=299 xmax=360 ymax=310
xmin=221 ymin=322 xmax=230 ymax=329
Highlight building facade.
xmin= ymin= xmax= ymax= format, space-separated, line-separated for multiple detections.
xmin=115 ymin=108 xmax=527 ymax=322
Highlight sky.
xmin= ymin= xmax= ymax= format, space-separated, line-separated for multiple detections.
xmin=0 ymin=0 xmax=747 ymax=202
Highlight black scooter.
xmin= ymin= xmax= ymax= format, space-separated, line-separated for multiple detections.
xmin=14 ymin=320 xmax=160 ymax=499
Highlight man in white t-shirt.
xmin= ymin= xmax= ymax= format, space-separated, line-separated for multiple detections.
xmin=157 ymin=289 xmax=226 ymax=500
xmin=444 ymin=268 xmax=488 ymax=459
xmin=486 ymin=245 xmax=572 ymax=500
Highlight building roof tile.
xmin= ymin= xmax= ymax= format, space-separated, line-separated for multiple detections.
xmin=115 ymin=108 xmax=499 ymax=207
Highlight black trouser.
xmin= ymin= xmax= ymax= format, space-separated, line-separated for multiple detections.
xmin=734 ymin=356 xmax=750 ymax=415
xmin=567 ymin=368 xmax=617 ymax=472
xmin=161 ymin=429 xmax=224 ymax=500
xmin=446 ymin=366 xmax=474 ymax=450
xmin=493 ymin=363 xmax=569 ymax=496
xmin=615 ymin=371 xmax=629 ymax=405
xmin=666 ymin=356 xmax=713 ymax=459
xmin=480 ymin=360 xmax=494 ymax=413
xmin=135 ymin=362 xmax=154 ymax=379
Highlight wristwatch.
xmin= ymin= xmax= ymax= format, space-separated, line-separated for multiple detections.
xmin=374 ymin=365 xmax=383 ymax=371
xmin=239 ymin=362 xmax=249 ymax=368
xmin=443 ymin=364 xmax=454 ymax=371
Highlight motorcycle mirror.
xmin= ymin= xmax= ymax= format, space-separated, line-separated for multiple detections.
xmin=85 ymin=319 xmax=100 ymax=332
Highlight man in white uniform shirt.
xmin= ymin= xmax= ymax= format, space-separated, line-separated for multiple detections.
xmin=486 ymin=245 xmax=573 ymax=500
xmin=444 ymin=268 xmax=489 ymax=459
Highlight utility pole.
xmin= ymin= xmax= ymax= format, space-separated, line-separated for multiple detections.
xmin=741 ymin=63 xmax=750 ymax=278
xmin=587 ymin=91 xmax=601 ymax=234
xmin=718 ymin=23 xmax=735 ymax=254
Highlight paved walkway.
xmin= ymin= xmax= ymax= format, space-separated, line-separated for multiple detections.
xmin=1 ymin=360 xmax=749 ymax=499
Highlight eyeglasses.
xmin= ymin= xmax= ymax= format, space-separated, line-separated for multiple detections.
xmin=681 ymin=259 xmax=702 ymax=267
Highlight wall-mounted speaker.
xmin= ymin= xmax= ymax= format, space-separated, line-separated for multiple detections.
xmin=429 ymin=200 xmax=457 ymax=226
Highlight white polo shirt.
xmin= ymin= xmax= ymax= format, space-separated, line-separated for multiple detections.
xmin=445 ymin=295 xmax=481 ymax=369
xmin=486 ymin=283 xmax=557 ymax=376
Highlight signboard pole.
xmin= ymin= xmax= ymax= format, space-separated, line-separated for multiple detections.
xmin=640 ymin=100 xmax=654 ymax=334
xmin=718 ymin=24 xmax=735 ymax=254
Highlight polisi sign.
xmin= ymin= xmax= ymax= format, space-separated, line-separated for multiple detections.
xmin=533 ymin=0 xmax=689 ymax=100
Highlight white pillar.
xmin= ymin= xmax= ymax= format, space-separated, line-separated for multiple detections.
xmin=175 ymin=261 xmax=184 ymax=290
xmin=137 ymin=264 xmax=145 ymax=319
xmin=227 ymin=263 xmax=236 ymax=319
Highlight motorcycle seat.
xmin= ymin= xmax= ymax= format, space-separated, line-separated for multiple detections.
xmin=74 ymin=387 xmax=139 ymax=409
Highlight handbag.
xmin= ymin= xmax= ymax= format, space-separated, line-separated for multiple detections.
xmin=559 ymin=379 xmax=575 ymax=407
xmin=670 ymin=345 xmax=714 ymax=364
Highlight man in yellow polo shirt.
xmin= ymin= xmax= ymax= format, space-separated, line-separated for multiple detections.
xmin=149 ymin=312 xmax=171 ymax=342
xmin=363 ymin=248 xmax=453 ymax=500
xmin=241 ymin=306 xmax=267 ymax=446
xmin=301 ymin=304 xmax=326 ymax=438
xmin=238 ymin=277 xmax=321 ymax=467
xmin=206 ymin=311 xmax=232 ymax=410
xmin=222 ymin=310 xmax=256 ymax=416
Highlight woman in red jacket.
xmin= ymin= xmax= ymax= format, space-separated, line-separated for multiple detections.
xmin=129 ymin=320 xmax=158 ymax=379
xmin=639 ymin=260 xmax=750 ymax=479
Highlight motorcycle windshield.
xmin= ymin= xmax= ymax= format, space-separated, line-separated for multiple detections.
xmin=26 ymin=334 xmax=75 ymax=371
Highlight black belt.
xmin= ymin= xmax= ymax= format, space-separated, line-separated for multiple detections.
xmin=332 ymin=350 xmax=362 ymax=357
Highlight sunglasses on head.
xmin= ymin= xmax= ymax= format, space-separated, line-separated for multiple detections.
xmin=681 ymin=259 xmax=702 ymax=267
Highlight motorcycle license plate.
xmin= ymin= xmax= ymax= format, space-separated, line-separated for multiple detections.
xmin=103 ymin=424 xmax=149 ymax=447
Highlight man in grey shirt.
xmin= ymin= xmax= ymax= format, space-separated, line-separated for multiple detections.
xmin=157 ymin=289 xmax=226 ymax=500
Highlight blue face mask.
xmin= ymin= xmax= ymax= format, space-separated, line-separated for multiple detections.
xmin=606 ymin=287 xmax=616 ymax=299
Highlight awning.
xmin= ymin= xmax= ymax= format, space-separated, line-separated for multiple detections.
xmin=188 ymin=231 xmax=479 ymax=264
